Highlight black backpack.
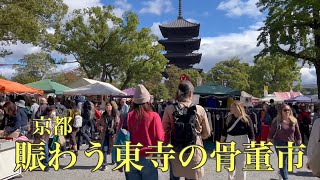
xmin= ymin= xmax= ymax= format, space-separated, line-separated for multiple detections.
xmin=171 ymin=103 xmax=197 ymax=152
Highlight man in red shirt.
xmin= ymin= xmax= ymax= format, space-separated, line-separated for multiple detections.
xmin=297 ymin=104 xmax=311 ymax=144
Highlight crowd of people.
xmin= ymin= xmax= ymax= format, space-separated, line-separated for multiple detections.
xmin=0 ymin=82 xmax=319 ymax=180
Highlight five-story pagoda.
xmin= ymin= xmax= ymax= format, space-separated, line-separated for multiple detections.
xmin=159 ymin=0 xmax=202 ymax=69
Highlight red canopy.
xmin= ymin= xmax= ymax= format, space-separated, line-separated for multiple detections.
xmin=0 ymin=79 xmax=43 ymax=95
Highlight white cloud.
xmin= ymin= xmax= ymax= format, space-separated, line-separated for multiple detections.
xmin=0 ymin=42 xmax=42 ymax=63
xmin=300 ymin=67 xmax=317 ymax=85
xmin=186 ymin=18 xmax=199 ymax=24
xmin=0 ymin=67 xmax=15 ymax=79
xmin=140 ymin=0 xmax=174 ymax=15
xmin=217 ymin=0 xmax=262 ymax=17
xmin=195 ymin=24 xmax=263 ymax=71
xmin=113 ymin=0 xmax=132 ymax=17
xmin=63 ymin=0 xmax=102 ymax=13
xmin=150 ymin=22 xmax=164 ymax=38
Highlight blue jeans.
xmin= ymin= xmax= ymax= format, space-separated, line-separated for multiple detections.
xmin=274 ymin=140 xmax=289 ymax=180
xmin=125 ymin=157 xmax=158 ymax=180
xmin=42 ymin=142 xmax=50 ymax=167
xmin=103 ymin=136 xmax=109 ymax=165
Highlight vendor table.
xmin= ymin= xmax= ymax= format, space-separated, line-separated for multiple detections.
xmin=0 ymin=140 xmax=21 ymax=180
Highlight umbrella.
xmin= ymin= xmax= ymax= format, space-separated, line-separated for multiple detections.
xmin=25 ymin=79 xmax=71 ymax=94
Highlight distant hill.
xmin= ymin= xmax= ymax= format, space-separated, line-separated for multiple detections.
xmin=302 ymin=84 xmax=317 ymax=89
xmin=301 ymin=84 xmax=317 ymax=95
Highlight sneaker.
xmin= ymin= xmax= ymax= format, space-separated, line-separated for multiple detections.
xmin=75 ymin=151 xmax=78 ymax=156
xmin=60 ymin=154 xmax=67 ymax=158
xmin=100 ymin=165 xmax=108 ymax=171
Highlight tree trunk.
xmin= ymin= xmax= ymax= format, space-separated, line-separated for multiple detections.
xmin=313 ymin=7 xmax=320 ymax=99
xmin=107 ymin=73 xmax=113 ymax=83
xmin=101 ymin=65 xmax=107 ymax=82
xmin=121 ymin=75 xmax=132 ymax=90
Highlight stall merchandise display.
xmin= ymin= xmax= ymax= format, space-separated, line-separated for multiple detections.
xmin=0 ymin=138 xmax=22 ymax=179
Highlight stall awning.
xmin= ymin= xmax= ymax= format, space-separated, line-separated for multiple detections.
xmin=25 ymin=79 xmax=71 ymax=95
xmin=0 ymin=79 xmax=43 ymax=95
xmin=63 ymin=82 xmax=127 ymax=96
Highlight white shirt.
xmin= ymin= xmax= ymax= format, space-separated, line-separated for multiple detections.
xmin=31 ymin=103 xmax=40 ymax=118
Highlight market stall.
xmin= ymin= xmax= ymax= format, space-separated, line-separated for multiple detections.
xmin=25 ymin=79 xmax=71 ymax=95
xmin=0 ymin=79 xmax=43 ymax=95
xmin=63 ymin=82 xmax=126 ymax=109
xmin=0 ymin=139 xmax=21 ymax=179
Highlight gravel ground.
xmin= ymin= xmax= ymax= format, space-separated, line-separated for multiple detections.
xmin=18 ymin=145 xmax=318 ymax=180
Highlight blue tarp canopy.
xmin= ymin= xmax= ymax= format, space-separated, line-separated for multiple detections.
xmin=284 ymin=95 xmax=313 ymax=103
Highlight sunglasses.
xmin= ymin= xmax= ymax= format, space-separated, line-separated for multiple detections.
xmin=283 ymin=109 xmax=291 ymax=112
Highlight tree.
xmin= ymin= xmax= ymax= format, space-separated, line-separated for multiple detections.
xmin=50 ymin=67 xmax=86 ymax=86
xmin=256 ymin=0 xmax=320 ymax=98
xmin=12 ymin=52 xmax=57 ymax=84
xmin=50 ymin=6 xmax=167 ymax=88
xmin=164 ymin=65 xmax=182 ymax=99
xmin=163 ymin=65 xmax=202 ymax=99
xmin=0 ymin=0 xmax=67 ymax=57
xmin=248 ymin=55 xmax=301 ymax=97
xmin=0 ymin=74 xmax=6 ymax=80
xmin=206 ymin=58 xmax=250 ymax=91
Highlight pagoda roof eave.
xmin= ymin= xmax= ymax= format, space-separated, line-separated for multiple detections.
xmin=159 ymin=18 xmax=199 ymax=28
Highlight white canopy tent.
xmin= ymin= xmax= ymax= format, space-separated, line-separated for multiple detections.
xmin=260 ymin=95 xmax=283 ymax=103
xmin=69 ymin=78 xmax=119 ymax=89
xmin=63 ymin=82 xmax=126 ymax=96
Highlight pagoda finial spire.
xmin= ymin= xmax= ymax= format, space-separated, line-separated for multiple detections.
xmin=178 ymin=0 xmax=183 ymax=19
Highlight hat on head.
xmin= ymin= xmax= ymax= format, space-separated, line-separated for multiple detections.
xmin=15 ymin=100 xmax=26 ymax=108
xmin=40 ymin=98 xmax=47 ymax=104
xmin=133 ymin=84 xmax=150 ymax=104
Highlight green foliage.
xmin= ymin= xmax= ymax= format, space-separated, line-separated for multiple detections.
xmin=206 ymin=58 xmax=250 ymax=91
xmin=0 ymin=0 xmax=68 ymax=57
xmin=256 ymin=0 xmax=320 ymax=97
xmin=249 ymin=55 xmax=301 ymax=97
xmin=49 ymin=67 xmax=86 ymax=86
xmin=49 ymin=6 xmax=167 ymax=89
xmin=164 ymin=65 xmax=202 ymax=99
xmin=12 ymin=52 xmax=57 ymax=84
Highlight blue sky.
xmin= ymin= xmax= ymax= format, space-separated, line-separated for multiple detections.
xmin=0 ymin=0 xmax=317 ymax=85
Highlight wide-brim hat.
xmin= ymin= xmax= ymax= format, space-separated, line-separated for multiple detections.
xmin=15 ymin=100 xmax=26 ymax=108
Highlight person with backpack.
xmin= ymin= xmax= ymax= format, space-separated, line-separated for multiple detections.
xmin=220 ymin=100 xmax=254 ymax=180
xmin=77 ymin=100 xmax=93 ymax=150
xmin=268 ymin=99 xmax=278 ymax=121
xmin=97 ymin=101 xmax=119 ymax=171
xmin=15 ymin=100 xmax=30 ymax=136
xmin=123 ymin=84 xmax=164 ymax=179
xmin=297 ymin=103 xmax=311 ymax=144
xmin=53 ymin=97 xmax=67 ymax=118
xmin=267 ymin=104 xmax=302 ymax=180
xmin=162 ymin=81 xmax=210 ymax=180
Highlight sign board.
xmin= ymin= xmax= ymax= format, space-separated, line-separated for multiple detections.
xmin=264 ymin=86 xmax=269 ymax=97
